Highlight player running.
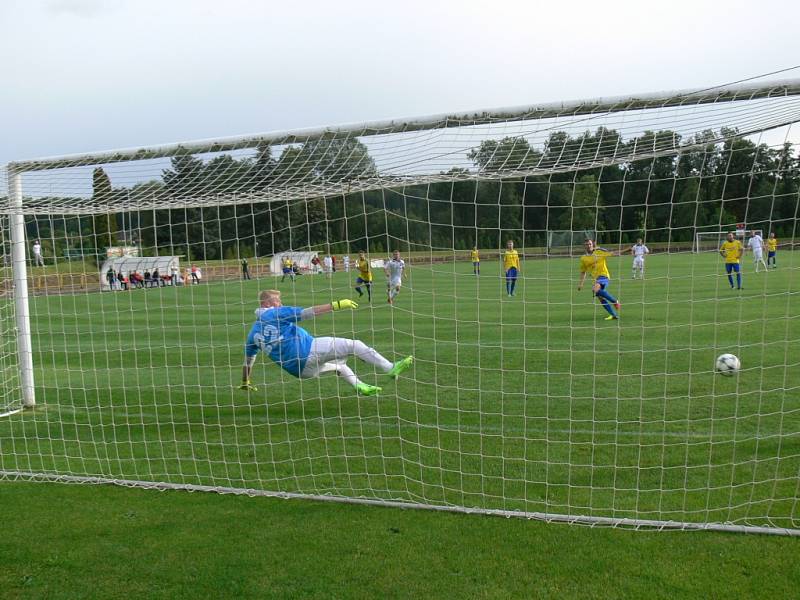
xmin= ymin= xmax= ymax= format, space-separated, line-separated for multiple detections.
xmin=767 ymin=232 xmax=778 ymax=268
xmin=470 ymin=246 xmax=480 ymax=275
xmin=240 ymin=290 xmax=413 ymax=395
xmin=720 ymin=232 xmax=743 ymax=290
xmin=385 ymin=250 xmax=406 ymax=305
xmin=354 ymin=251 xmax=373 ymax=302
xmin=503 ymin=240 xmax=520 ymax=296
xmin=629 ymin=238 xmax=649 ymax=279
xmin=577 ymin=239 xmax=621 ymax=321
xmin=747 ymin=230 xmax=768 ymax=273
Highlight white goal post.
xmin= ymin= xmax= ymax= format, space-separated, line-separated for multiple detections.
xmin=547 ymin=230 xmax=598 ymax=255
xmin=2 ymin=78 xmax=800 ymax=536
xmin=694 ymin=229 xmax=764 ymax=253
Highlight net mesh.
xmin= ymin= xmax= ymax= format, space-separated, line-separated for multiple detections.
xmin=1 ymin=81 xmax=800 ymax=532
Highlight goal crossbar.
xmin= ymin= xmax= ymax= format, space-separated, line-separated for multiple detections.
xmin=10 ymin=78 xmax=800 ymax=173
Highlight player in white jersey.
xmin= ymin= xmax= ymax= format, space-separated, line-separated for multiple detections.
xmin=384 ymin=250 xmax=406 ymax=305
xmin=322 ymin=255 xmax=333 ymax=278
xmin=747 ymin=231 xmax=768 ymax=272
xmin=629 ymin=238 xmax=650 ymax=279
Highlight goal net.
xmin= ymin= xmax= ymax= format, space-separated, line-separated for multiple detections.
xmin=2 ymin=79 xmax=800 ymax=535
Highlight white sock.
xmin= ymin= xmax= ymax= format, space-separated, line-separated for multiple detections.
xmin=351 ymin=340 xmax=394 ymax=372
xmin=335 ymin=364 xmax=361 ymax=387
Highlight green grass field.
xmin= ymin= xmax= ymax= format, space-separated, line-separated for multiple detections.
xmin=2 ymin=251 xmax=800 ymax=596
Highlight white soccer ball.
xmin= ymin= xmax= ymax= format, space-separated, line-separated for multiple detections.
xmin=715 ymin=353 xmax=741 ymax=376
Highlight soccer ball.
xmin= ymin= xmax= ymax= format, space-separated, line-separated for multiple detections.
xmin=715 ymin=353 xmax=741 ymax=376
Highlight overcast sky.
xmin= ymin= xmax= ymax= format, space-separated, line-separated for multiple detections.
xmin=1 ymin=0 xmax=799 ymax=166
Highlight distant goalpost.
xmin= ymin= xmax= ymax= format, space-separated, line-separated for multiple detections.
xmin=2 ymin=79 xmax=800 ymax=535
xmin=694 ymin=227 xmax=764 ymax=253
xmin=546 ymin=229 xmax=597 ymax=255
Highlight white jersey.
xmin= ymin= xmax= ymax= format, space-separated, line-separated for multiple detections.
xmin=323 ymin=256 xmax=333 ymax=270
xmin=632 ymin=244 xmax=649 ymax=258
xmin=748 ymin=235 xmax=764 ymax=251
xmin=386 ymin=258 xmax=405 ymax=284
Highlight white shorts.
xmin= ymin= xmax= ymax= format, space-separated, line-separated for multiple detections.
xmin=753 ymin=249 xmax=763 ymax=260
xmin=388 ymin=278 xmax=402 ymax=288
xmin=633 ymin=256 xmax=645 ymax=268
xmin=300 ymin=337 xmax=351 ymax=379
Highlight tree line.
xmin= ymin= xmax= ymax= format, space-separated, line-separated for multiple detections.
xmin=21 ymin=127 xmax=800 ymax=262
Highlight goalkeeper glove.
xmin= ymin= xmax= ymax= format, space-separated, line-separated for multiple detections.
xmin=331 ymin=299 xmax=358 ymax=311
xmin=238 ymin=380 xmax=258 ymax=392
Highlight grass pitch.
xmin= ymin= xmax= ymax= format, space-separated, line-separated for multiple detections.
xmin=2 ymin=251 xmax=799 ymax=528
xmin=1 ymin=480 xmax=799 ymax=599
xmin=1 ymin=251 xmax=799 ymax=596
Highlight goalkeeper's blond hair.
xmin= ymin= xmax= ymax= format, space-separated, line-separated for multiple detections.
xmin=259 ymin=289 xmax=281 ymax=305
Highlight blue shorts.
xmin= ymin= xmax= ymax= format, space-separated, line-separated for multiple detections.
xmin=768 ymin=251 xmax=776 ymax=258
xmin=282 ymin=268 xmax=291 ymax=274
xmin=595 ymin=276 xmax=609 ymax=291
xmin=725 ymin=263 xmax=740 ymax=274
xmin=505 ymin=267 xmax=518 ymax=280
xmin=356 ymin=277 xmax=371 ymax=284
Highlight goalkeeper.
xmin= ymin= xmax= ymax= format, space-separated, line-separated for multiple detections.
xmin=240 ymin=289 xmax=413 ymax=395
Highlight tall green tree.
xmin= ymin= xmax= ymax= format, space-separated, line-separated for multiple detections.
xmin=301 ymin=137 xmax=377 ymax=182
xmin=559 ymin=175 xmax=600 ymax=230
xmin=468 ymin=137 xmax=541 ymax=172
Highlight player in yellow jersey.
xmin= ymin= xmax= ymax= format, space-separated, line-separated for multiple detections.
xmin=281 ymin=256 xmax=294 ymax=282
xmin=577 ymin=239 xmax=621 ymax=320
xmin=503 ymin=240 xmax=520 ymax=296
xmin=767 ymin=232 xmax=778 ymax=269
xmin=470 ymin=247 xmax=480 ymax=275
xmin=719 ymin=232 xmax=743 ymax=290
xmin=354 ymin=251 xmax=373 ymax=302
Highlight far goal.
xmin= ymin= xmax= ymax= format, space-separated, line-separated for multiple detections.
xmin=694 ymin=229 xmax=764 ymax=252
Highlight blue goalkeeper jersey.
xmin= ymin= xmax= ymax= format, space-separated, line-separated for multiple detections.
xmin=245 ymin=306 xmax=313 ymax=377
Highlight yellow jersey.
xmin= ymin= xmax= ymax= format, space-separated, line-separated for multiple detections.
xmin=720 ymin=240 xmax=743 ymax=264
xmin=767 ymin=237 xmax=778 ymax=252
xmin=503 ymin=249 xmax=520 ymax=271
xmin=470 ymin=249 xmax=480 ymax=263
xmin=282 ymin=258 xmax=292 ymax=268
xmin=356 ymin=258 xmax=372 ymax=282
xmin=579 ymin=249 xmax=613 ymax=280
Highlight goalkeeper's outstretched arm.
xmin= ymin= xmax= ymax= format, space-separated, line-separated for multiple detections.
xmin=240 ymin=356 xmax=258 ymax=391
xmin=300 ymin=299 xmax=359 ymax=320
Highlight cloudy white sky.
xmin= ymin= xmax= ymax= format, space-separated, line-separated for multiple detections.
xmin=1 ymin=0 xmax=799 ymax=166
